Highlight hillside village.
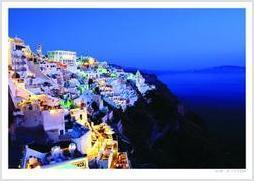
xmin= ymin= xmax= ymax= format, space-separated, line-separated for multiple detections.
xmin=8 ymin=37 xmax=155 ymax=169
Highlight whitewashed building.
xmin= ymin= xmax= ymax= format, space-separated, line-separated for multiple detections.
xmin=47 ymin=50 xmax=77 ymax=72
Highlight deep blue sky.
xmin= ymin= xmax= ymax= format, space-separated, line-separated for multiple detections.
xmin=9 ymin=8 xmax=245 ymax=70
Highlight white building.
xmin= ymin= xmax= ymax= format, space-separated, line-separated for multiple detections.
xmin=70 ymin=107 xmax=88 ymax=126
xmin=8 ymin=37 xmax=30 ymax=78
xmin=72 ymin=131 xmax=91 ymax=155
xmin=22 ymin=145 xmax=48 ymax=168
xmin=135 ymin=70 xmax=154 ymax=95
xmin=9 ymin=77 xmax=32 ymax=102
xmin=41 ymin=109 xmax=65 ymax=141
xmin=47 ymin=50 xmax=77 ymax=72
xmin=15 ymin=94 xmax=65 ymax=141
xmin=40 ymin=61 xmax=58 ymax=75
xmin=24 ymin=76 xmax=45 ymax=95
xmin=22 ymin=141 xmax=87 ymax=169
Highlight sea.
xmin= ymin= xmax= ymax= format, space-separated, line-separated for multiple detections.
xmin=157 ymin=71 xmax=246 ymax=167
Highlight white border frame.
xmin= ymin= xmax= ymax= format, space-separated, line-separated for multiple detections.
xmin=1 ymin=1 xmax=253 ymax=180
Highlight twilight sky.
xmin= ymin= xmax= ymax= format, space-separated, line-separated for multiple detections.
xmin=9 ymin=8 xmax=245 ymax=70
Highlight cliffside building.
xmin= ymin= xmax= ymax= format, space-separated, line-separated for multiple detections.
xmin=47 ymin=50 xmax=77 ymax=72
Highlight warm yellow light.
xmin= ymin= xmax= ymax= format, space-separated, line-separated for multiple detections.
xmin=27 ymin=72 xmax=34 ymax=77
xmin=50 ymin=109 xmax=57 ymax=114
xmin=88 ymin=58 xmax=95 ymax=65
xmin=30 ymin=95 xmax=39 ymax=100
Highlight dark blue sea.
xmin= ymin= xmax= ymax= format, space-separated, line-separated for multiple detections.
xmin=157 ymin=71 xmax=246 ymax=166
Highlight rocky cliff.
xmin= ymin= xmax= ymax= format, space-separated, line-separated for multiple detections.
xmin=112 ymin=73 xmax=222 ymax=168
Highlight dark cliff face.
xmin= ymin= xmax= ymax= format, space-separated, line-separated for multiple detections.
xmin=113 ymin=73 xmax=221 ymax=168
